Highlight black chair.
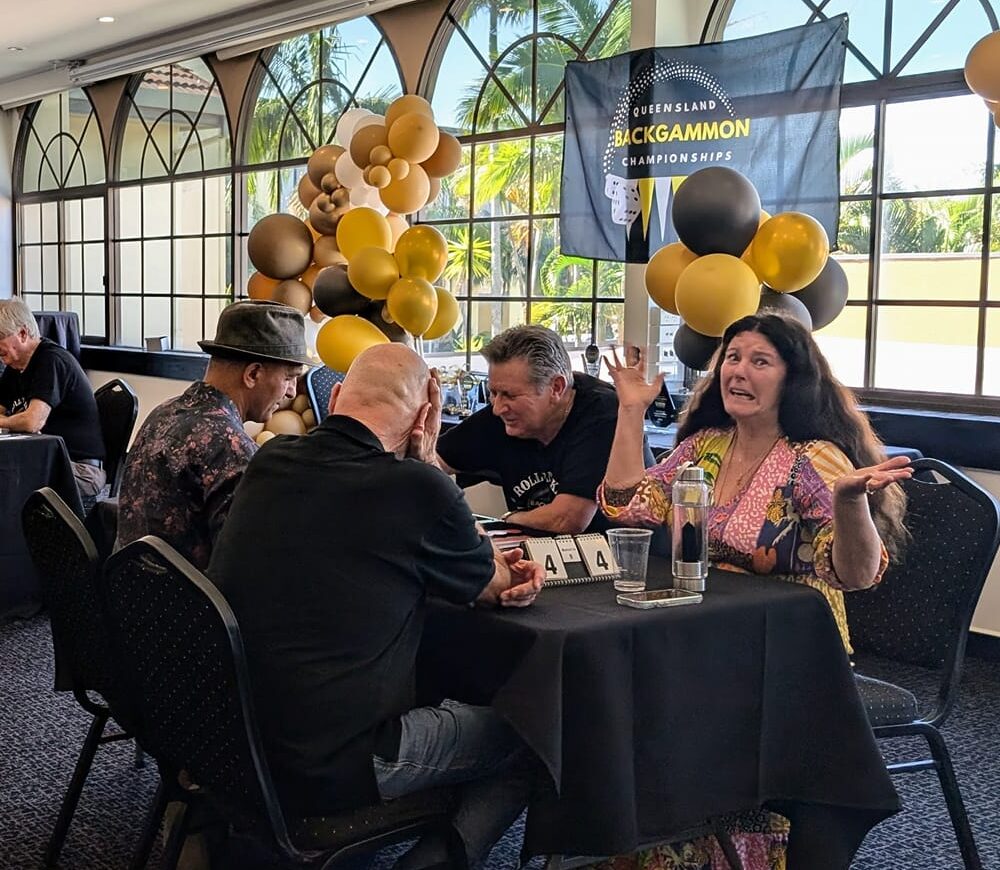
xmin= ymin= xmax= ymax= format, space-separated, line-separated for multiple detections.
xmin=101 ymin=537 xmax=467 ymax=869
xmin=306 ymin=366 xmax=345 ymax=422
xmin=21 ymin=487 xmax=135 ymax=867
xmin=94 ymin=377 xmax=139 ymax=498
xmin=846 ymin=458 xmax=1000 ymax=870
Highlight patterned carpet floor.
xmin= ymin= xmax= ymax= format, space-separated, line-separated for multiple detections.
xmin=2 ymin=614 xmax=998 ymax=869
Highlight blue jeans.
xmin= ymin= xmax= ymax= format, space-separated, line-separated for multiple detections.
xmin=373 ymin=699 xmax=535 ymax=868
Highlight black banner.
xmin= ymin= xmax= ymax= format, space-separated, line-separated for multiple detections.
xmin=560 ymin=17 xmax=846 ymax=263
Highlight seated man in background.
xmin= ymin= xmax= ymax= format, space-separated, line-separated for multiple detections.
xmin=0 ymin=298 xmax=106 ymax=499
xmin=115 ymin=300 xmax=309 ymax=569
xmin=437 ymin=324 xmax=653 ymax=534
xmin=209 ymin=343 xmax=544 ymax=870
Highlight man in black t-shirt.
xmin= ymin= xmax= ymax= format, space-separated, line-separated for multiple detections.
xmin=0 ymin=298 xmax=105 ymax=498
xmin=438 ymin=325 xmax=653 ymax=534
xmin=209 ymin=343 xmax=544 ymax=869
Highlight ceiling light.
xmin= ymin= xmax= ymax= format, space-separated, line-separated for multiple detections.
xmin=8 ymin=46 xmax=25 ymax=52
xmin=98 ymin=16 xmax=115 ymax=23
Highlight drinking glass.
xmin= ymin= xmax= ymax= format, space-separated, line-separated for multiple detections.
xmin=607 ymin=528 xmax=653 ymax=592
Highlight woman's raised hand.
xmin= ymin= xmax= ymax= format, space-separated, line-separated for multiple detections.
xmin=834 ymin=455 xmax=913 ymax=501
xmin=603 ymin=345 xmax=664 ymax=412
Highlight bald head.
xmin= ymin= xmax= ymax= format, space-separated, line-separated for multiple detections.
xmin=330 ymin=344 xmax=431 ymax=448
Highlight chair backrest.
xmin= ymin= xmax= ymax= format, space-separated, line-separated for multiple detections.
xmin=94 ymin=378 xmax=139 ymax=497
xmin=21 ymin=487 xmax=118 ymax=712
xmin=845 ymin=458 xmax=1000 ymax=717
xmin=101 ymin=537 xmax=299 ymax=858
xmin=306 ymin=366 xmax=345 ymax=421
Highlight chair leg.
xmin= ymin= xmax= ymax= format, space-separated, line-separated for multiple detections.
xmin=924 ymin=727 xmax=982 ymax=870
xmin=159 ymin=800 xmax=191 ymax=870
xmin=44 ymin=709 xmax=109 ymax=867
xmin=131 ymin=780 xmax=168 ymax=870
xmin=710 ymin=819 xmax=745 ymax=870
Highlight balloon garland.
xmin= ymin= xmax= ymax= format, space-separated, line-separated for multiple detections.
xmin=245 ymin=94 xmax=465 ymax=372
xmin=644 ymin=166 xmax=849 ymax=370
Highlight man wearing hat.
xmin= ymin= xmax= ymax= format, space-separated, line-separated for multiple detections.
xmin=115 ymin=300 xmax=311 ymax=569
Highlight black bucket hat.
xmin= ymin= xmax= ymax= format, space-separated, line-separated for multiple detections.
xmin=198 ymin=300 xmax=313 ymax=367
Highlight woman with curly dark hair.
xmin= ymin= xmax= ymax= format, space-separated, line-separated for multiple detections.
xmin=601 ymin=312 xmax=908 ymax=652
xmin=593 ymin=312 xmax=910 ymax=870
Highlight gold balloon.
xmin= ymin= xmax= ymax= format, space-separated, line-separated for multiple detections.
xmin=387 ymin=276 xmax=438 ymax=335
xmin=336 ymin=207 xmax=393 ymax=260
xmin=370 ymin=145 xmax=393 ymax=166
xmin=348 ymin=246 xmax=400 ymax=300
xmin=674 ymin=254 xmax=761 ymax=337
xmin=314 ymin=234 xmax=346 ymax=267
xmin=369 ymin=165 xmax=392 ymax=189
xmin=388 ymin=157 xmax=411 ymax=180
xmin=298 ymin=174 xmax=321 ymax=210
xmin=350 ymin=123 xmax=388 ymax=169
xmin=248 ymin=214 xmax=313 ymax=279
xmin=307 ymin=144 xmax=345 ymax=188
xmin=380 ymin=164 xmax=431 ymax=216
xmin=266 ymin=409 xmax=307 ymax=436
xmin=316 ymin=315 xmax=390 ymax=371
xmin=423 ymin=288 xmax=460 ymax=340
xmin=302 ymin=409 xmax=317 ymax=429
xmin=750 ymin=212 xmax=829 ymax=292
xmin=388 ymin=112 xmax=441 ymax=164
xmin=255 ymin=430 xmax=277 ymax=446
xmin=644 ymin=242 xmax=697 ymax=315
xmin=965 ymin=31 xmax=1000 ymax=101
xmin=385 ymin=94 xmax=434 ymax=130
xmin=272 ymin=279 xmax=313 ymax=315
xmin=247 ymin=272 xmax=279 ymax=301
xmin=394 ymin=225 xmax=448 ymax=282
xmin=421 ymin=131 xmax=462 ymax=178
xmin=292 ymin=394 xmax=311 ymax=414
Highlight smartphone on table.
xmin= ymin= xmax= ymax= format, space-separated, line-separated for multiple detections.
xmin=616 ymin=588 xmax=703 ymax=608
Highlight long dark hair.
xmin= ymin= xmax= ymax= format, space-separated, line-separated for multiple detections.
xmin=676 ymin=312 xmax=907 ymax=558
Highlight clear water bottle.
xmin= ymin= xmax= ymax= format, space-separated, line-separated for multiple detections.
xmin=672 ymin=464 xmax=709 ymax=591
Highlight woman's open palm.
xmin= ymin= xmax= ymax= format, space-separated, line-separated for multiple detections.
xmin=603 ymin=346 xmax=664 ymax=411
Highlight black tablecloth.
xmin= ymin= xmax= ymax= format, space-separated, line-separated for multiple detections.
xmin=418 ymin=565 xmax=899 ymax=867
xmin=0 ymin=434 xmax=83 ymax=620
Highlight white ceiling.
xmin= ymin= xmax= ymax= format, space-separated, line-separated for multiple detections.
xmin=0 ymin=0 xmax=331 ymax=86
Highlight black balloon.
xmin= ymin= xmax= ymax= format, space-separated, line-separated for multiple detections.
xmin=362 ymin=300 xmax=409 ymax=343
xmin=671 ymin=167 xmax=761 ymax=257
xmin=789 ymin=257 xmax=849 ymax=330
xmin=673 ymin=322 xmax=721 ymax=371
xmin=757 ymin=287 xmax=813 ymax=330
xmin=312 ymin=265 xmax=369 ymax=317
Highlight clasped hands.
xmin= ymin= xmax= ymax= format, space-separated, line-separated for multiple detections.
xmin=494 ymin=547 xmax=545 ymax=608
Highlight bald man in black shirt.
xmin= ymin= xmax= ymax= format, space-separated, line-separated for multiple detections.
xmin=210 ymin=343 xmax=544 ymax=869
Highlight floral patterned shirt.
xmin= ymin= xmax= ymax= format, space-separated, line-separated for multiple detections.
xmin=598 ymin=427 xmax=889 ymax=652
xmin=115 ymin=381 xmax=257 ymax=570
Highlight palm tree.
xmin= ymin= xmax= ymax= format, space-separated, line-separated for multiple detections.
xmin=444 ymin=0 xmax=630 ymax=340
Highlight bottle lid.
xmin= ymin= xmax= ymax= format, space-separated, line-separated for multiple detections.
xmin=677 ymin=464 xmax=706 ymax=482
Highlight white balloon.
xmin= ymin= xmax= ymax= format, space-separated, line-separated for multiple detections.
xmin=336 ymin=108 xmax=373 ymax=148
xmin=352 ymin=113 xmax=385 ymax=132
xmin=335 ymin=150 xmax=365 ymax=189
xmin=349 ymin=184 xmax=375 ymax=206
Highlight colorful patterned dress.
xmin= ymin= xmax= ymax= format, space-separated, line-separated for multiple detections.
xmin=593 ymin=427 xmax=889 ymax=870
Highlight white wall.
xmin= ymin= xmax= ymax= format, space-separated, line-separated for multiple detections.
xmin=87 ymin=371 xmax=188 ymax=443
xmin=0 ymin=108 xmax=16 ymax=299
xmin=967 ymin=469 xmax=1000 ymax=638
